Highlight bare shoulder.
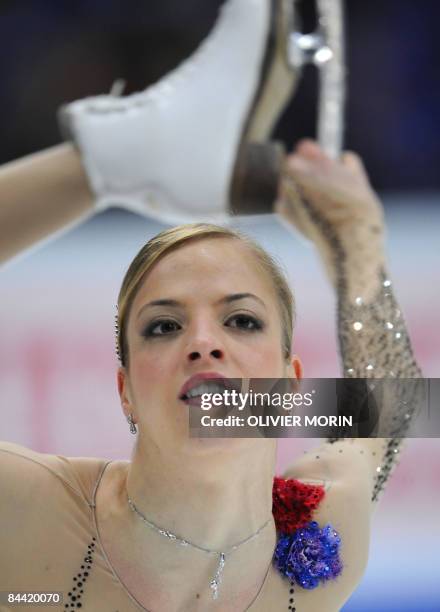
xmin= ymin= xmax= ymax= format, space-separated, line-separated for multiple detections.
xmin=278 ymin=441 xmax=373 ymax=608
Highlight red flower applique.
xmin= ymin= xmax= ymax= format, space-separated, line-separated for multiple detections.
xmin=272 ymin=476 xmax=325 ymax=534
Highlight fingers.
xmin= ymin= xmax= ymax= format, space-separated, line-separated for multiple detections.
xmin=286 ymin=145 xmax=329 ymax=189
xmin=341 ymin=150 xmax=374 ymax=188
xmin=286 ymin=140 xmax=373 ymax=200
xmin=287 ymin=153 xmax=310 ymax=174
xmin=341 ymin=150 xmax=365 ymax=172
xmin=295 ymin=139 xmax=326 ymax=160
xmin=288 ymin=139 xmax=332 ymax=175
xmin=291 ymin=140 xmax=367 ymax=175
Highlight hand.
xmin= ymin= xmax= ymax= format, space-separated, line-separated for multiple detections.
xmin=276 ymin=139 xmax=385 ymax=244
xmin=275 ymin=139 xmax=387 ymax=293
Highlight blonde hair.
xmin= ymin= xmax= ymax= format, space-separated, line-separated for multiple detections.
xmin=116 ymin=223 xmax=295 ymax=367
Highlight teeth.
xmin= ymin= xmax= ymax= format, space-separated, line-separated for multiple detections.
xmin=186 ymin=382 xmax=227 ymax=399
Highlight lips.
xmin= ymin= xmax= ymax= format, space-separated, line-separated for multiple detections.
xmin=179 ymin=372 xmax=238 ymax=403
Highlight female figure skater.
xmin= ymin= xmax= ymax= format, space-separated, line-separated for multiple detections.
xmin=0 ymin=132 xmax=422 ymax=611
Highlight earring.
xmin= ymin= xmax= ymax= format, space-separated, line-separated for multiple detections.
xmin=127 ymin=414 xmax=137 ymax=435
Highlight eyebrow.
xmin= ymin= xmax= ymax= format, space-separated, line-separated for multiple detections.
xmin=136 ymin=293 xmax=266 ymax=319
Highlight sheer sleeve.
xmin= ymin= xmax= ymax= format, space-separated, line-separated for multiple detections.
xmin=307 ymin=187 xmax=426 ymax=501
xmin=280 ymin=176 xmax=424 ymax=502
xmin=334 ymin=260 xmax=423 ymax=501
xmin=337 ymin=266 xmax=422 ymax=380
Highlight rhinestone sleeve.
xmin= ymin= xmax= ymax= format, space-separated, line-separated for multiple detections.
xmin=338 ymin=267 xmax=422 ymax=380
xmin=334 ymin=263 xmax=423 ymax=501
xmin=280 ymin=178 xmax=423 ymax=502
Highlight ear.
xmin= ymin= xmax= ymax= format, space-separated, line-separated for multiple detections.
xmin=117 ymin=366 xmax=135 ymax=421
xmin=284 ymin=354 xmax=303 ymax=394
xmin=285 ymin=354 xmax=304 ymax=380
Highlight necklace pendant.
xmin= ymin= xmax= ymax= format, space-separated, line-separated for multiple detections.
xmin=210 ymin=552 xmax=226 ymax=600
xmin=210 ymin=578 xmax=219 ymax=600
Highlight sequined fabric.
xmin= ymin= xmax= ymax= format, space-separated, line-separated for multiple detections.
xmin=336 ymin=268 xmax=422 ymax=500
xmin=272 ymin=477 xmax=325 ymax=533
xmin=274 ymin=522 xmax=342 ymax=589
xmin=282 ymin=180 xmax=423 ymax=503
xmin=272 ymin=477 xmax=342 ymax=590
xmin=338 ymin=268 xmax=421 ymax=381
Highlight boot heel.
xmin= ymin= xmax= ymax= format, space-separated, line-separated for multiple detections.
xmin=229 ymin=141 xmax=285 ymax=215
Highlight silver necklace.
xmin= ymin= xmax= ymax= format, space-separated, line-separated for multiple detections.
xmin=127 ymin=494 xmax=272 ymax=600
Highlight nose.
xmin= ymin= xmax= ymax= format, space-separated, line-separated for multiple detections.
xmin=185 ymin=321 xmax=225 ymax=363
xmin=188 ymin=347 xmax=224 ymax=362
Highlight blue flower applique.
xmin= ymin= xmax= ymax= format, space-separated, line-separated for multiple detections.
xmin=274 ymin=520 xmax=342 ymax=589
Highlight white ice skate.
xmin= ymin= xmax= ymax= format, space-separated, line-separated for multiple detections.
xmin=59 ymin=0 xmax=300 ymax=224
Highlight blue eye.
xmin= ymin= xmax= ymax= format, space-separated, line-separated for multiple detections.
xmin=226 ymin=314 xmax=264 ymax=331
xmin=144 ymin=319 xmax=181 ymax=337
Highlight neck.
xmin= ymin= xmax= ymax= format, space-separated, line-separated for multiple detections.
xmin=126 ymin=439 xmax=277 ymax=549
xmin=110 ymin=439 xmax=278 ymax=610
